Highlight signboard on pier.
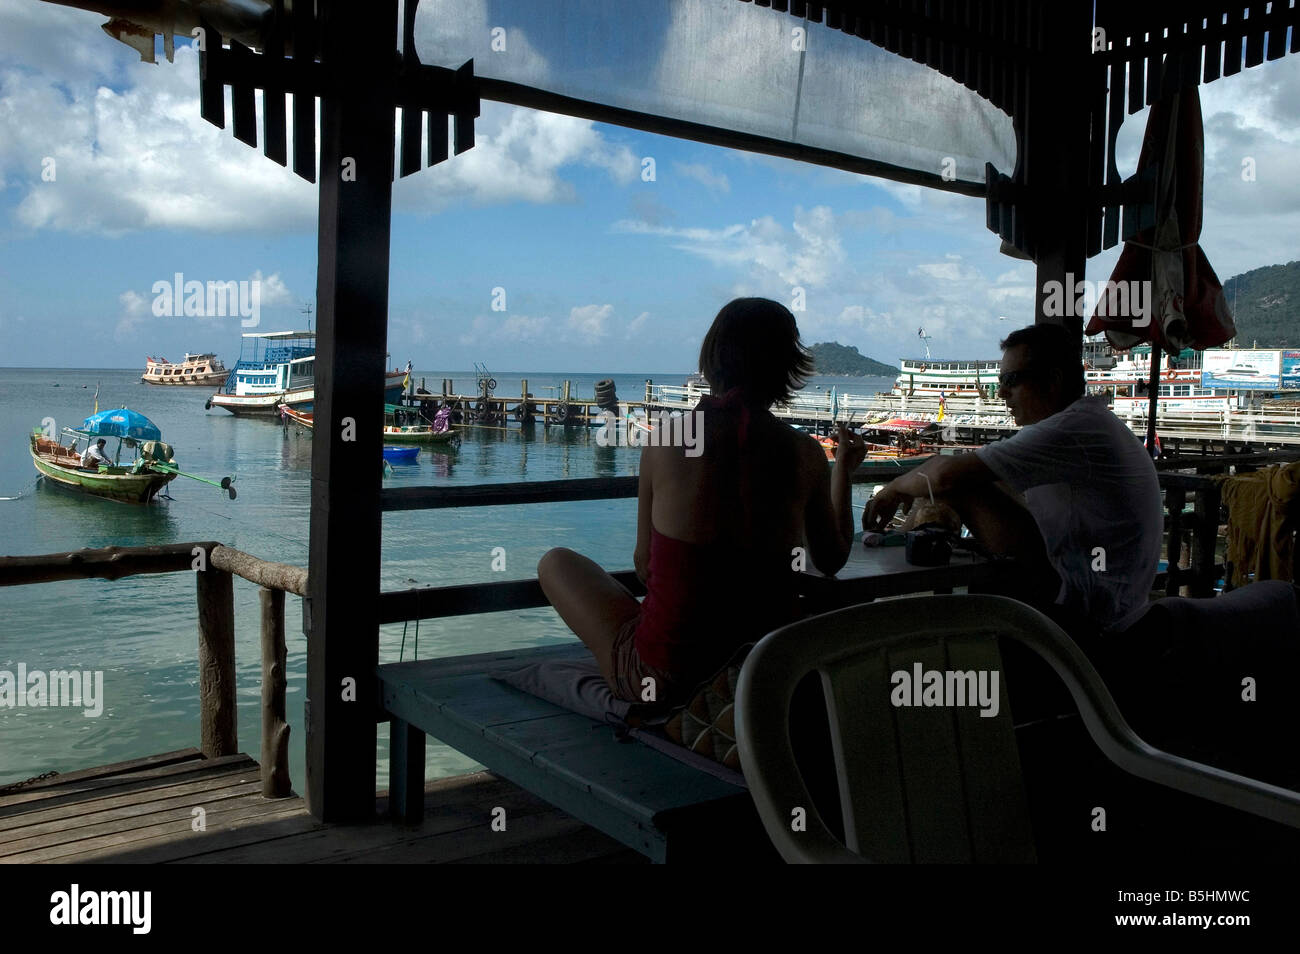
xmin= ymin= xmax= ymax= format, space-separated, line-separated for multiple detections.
xmin=1201 ymin=349 xmax=1282 ymax=391
xmin=1283 ymin=351 xmax=1300 ymax=390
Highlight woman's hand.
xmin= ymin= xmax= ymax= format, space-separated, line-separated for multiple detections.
xmin=832 ymin=423 xmax=867 ymax=471
xmin=863 ymin=482 xmax=914 ymax=532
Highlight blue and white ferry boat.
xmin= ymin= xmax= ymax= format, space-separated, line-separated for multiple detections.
xmin=207 ymin=331 xmax=408 ymax=417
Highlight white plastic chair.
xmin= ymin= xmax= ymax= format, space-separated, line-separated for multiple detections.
xmin=735 ymin=594 xmax=1300 ymax=863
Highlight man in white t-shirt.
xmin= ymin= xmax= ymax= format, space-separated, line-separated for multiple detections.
xmin=864 ymin=323 xmax=1163 ymax=638
xmin=82 ymin=439 xmax=111 ymax=470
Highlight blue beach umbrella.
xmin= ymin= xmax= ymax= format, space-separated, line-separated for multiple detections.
xmin=81 ymin=408 xmax=163 ymax=442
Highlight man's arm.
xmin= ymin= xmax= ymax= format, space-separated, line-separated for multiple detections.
xmin=863 ymin=453 xmax=997 ymax=531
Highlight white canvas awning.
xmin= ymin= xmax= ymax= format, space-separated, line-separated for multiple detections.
xmin=414 ymin=0 xmax=1017 ymax=190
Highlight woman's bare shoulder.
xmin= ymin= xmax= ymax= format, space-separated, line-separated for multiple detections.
xmin=783 ymin=425 xmax=826 ymax=467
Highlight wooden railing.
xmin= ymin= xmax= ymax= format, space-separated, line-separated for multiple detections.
xmin=0 ymin=452 xmax=1269 ymax=793
xmin=0 ymin=542 xmax=304 ymax=798
xmin=375 ymin=463 xmax=1241 ymax=624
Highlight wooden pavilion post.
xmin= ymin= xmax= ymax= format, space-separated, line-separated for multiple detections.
xmin=305 ymin=0 xmax=397 ymax=821
xmin=1029 ymin=0 xmax=1094 ymax=343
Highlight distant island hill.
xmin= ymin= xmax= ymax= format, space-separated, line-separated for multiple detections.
xmin=1222 ymin=259 xmax=1300 ymax=348
xmin=807 ymin=342 xmax=898 ymax=377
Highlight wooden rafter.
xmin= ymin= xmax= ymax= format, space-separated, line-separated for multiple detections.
xmin=197 ymin=0 xmax=479 ymax=184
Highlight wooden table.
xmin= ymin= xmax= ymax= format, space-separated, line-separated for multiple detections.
xmin=797 ymin=537 xmax=1017 ymax=609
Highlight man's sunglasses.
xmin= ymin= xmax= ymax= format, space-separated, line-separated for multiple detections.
xmin=998 ymin=367 xmax=1038 ymax=389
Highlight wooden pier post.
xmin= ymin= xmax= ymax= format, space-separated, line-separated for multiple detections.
xmin=260 ymin=587 xmax=292 ymax=798
xmin=305 ymin=0 xmax=394 ymax=821
xmin=196 ymin=566 xmax=237 ymax=759
xmin=520 ymin=379 xmax=534 ymax=423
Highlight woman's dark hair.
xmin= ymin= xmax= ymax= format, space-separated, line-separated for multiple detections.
xmin=698 ymin=298 xmax=814 ymax=407
xmin=999 ymin=323 xmax=1086 ymax=402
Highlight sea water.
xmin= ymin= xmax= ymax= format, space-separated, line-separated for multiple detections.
xmin=0 ymin=367 xmax=891 ymax=786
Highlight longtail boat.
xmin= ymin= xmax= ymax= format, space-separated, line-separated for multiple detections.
xmin=279 ymin=403 xmax=459 ymax=444
xmin=29 ymin=408 xmax=235 ymax=504
xmin=30 ymin=433 xmax=176 ymax=503
xmin=382 ymin=403 xmax=459 ymax=444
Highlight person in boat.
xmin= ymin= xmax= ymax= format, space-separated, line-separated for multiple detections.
xmin=864 ymin=322 xmax=1163 ymax=645
xmin=81 ymin=438 xmax=112 ymax=470
xmin=431 ymin=404 xmax=452 ymax=433
xmin=539 ymin=298 xmax=866 ymax=706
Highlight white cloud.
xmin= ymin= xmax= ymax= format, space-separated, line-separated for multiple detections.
xmin=914 ymin=262 xmax=978 ymax=282
xmin=116 ymin=289 xmax=146 ymax=338
xmin=396 ymin=105 xmax=640 ymax=213
xmin=673 ymin=161 xmax=730 ymax=193
xmin=120 ymin=289 xmax=146 ymax=315
xmin=626 ymin=311 xmax=650 ymax=337
xmin=568 ymin=304 xmax=612 ymax=339
xmin=457 ymin=312 xmax=550 ymax=347
xmin=0 ymin=2 xmax=640 ymax=235
xmin=252 ymin=271 xmax=293 ymax=307
xmin=613 ymin=205 xmax=843 ymax=291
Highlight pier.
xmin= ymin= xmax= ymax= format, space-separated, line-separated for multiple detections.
xmin=413 ymin=377 xmax=1300 ymax=455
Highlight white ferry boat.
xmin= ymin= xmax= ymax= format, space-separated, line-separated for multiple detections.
xmin=891 ymin=340 xmax=1244 ymax=413
xmin=207 ymin=331 xmax=408 ymax=417
xmin=141 ymin=353 xmax=227 ymax=386
xmin=894 ymin=357 xmax=1000 ymax=396
xmin=1086 ymin=345 xmax=1241 ymax=413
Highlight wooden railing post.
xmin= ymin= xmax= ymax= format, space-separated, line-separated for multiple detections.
xmin=1191 ymin=483 xmax=1222 ymax=598
xmin=196 ymin=565 xmax=237 ymax=758
xmin=260 ymin=586 xmax=292 ymax=797
xmin=1164 ymin=485 xmax=1187 ymax=597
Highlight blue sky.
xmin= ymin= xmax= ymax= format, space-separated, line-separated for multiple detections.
xmin=1 ymin=0 xmax=1298 ymax=372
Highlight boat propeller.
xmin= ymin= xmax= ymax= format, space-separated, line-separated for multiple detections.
xmin=148 ymin=461 xmax=237 ymax=499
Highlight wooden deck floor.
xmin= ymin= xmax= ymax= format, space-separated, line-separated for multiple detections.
xmin=0 ymin=749 xmax=645 ymax=864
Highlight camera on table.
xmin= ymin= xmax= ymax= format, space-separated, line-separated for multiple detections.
xmin=904 ymin=523 xmax=953 ymax=566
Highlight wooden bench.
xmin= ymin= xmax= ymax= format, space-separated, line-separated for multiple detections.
xmin=377 ymin=644 xmax=778 ymax=863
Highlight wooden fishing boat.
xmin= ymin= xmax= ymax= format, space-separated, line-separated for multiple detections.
xmin=29 ymin=408 xmax=236 ymax=505
xmin=381 ymin=422 xmax=458 ymax=444
xmin=279 ymin=404 xmax=314 ymax=430
xmin=817 ymin=434 xmax=932 ymax=462
xmin=280 ymin=403 xmax=458 ymax=444
xmin=29 ymin=433 xmax=176 ymax=504
xmin=383 ymin=403 xmax=458 ymax=443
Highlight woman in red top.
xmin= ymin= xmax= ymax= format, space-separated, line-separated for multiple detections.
xmin=538 ymin=298 xmax=865 ymax=705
